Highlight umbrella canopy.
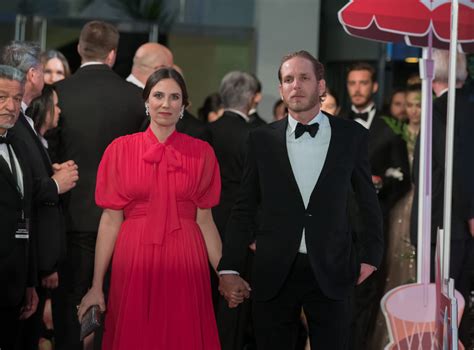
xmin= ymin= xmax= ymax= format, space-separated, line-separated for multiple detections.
xmin=338 ymin=0 xmax=474 ymax=53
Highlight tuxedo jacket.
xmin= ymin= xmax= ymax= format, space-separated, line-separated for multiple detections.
xmin=11 ymin=114 xmax=65 ymax=276
xmin=411 ymin=89 xmax=474 ymax=244
xmin=0 ymin=131 xmax=35 ymax=307
xmin=218 ymin=116 xmax=383 ymax=301
xmin=341 ymin=110 xmax=411 ymax=216
xmin=52 ymin=64 xmax=146 ymax=233
xmin=208 ymin=111 xmax=253 ymax=237
xmin=248 ymin=111 xmax=267 ymax=128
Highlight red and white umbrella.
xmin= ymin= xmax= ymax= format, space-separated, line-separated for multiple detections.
xmin=339 ymin=0 xmax=474 ymax=53
xmin=339 ymin=2 xmax=474 ymax=347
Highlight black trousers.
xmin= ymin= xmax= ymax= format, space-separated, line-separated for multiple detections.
xmin=217 ymin=252 xmax=255 ymax=350
xmin=0 ymin=305 xmax=21 ymax=350
xmin=253 ymin=253 xmax=352 ymax=350
xmin=52 ymin=231 xmax=95 ymax=350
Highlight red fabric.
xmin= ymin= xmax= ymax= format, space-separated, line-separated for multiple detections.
xmin=95 ymin=128 xmax=221 ymax=349
xmin=338 ymin=0 xmax=474 ymax=53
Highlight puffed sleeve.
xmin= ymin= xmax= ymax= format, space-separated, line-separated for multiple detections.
xmin=95 ymin=139 xmax=129 ymax=210
xmin=194 ymin=143 xmax=221 ymax=209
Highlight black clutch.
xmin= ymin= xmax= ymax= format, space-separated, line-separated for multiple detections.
xmin=80 ymin=305 xmax=103 ymax=341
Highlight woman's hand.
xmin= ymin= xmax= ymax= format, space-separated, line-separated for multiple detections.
xmin=77 ymin=286 xmax=106 ymax=323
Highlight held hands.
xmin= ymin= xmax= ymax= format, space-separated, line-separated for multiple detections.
xmin=19 ymin=287 xmax=38 ymax=320
xmin=77 ymin=286 xmax=106 ymax=323
xmin=218 ymin=274 xmax=251 ymax=308
xmin=52 ymin=160 xmax=79 ymax=194
xmin=357 ymin=263 xmax=377 ymax=285
xmin=41 ymin=272 xmax=59 ymax=289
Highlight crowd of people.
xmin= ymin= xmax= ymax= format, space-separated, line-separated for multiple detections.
xmin=0 ymin=19 xmax=473 ymax=350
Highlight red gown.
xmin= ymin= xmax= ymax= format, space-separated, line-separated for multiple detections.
xmin=96 ymin=128 xmax=221 ymax=349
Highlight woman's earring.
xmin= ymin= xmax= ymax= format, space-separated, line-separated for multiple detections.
xmin=145 ymin=103 xmax=149 ymax=116
xmin=179 ymin=107 xmax=184 ymax=119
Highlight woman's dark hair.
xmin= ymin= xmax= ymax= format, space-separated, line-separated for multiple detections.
xmin=198 ymin=92 xmax=222 ymax=122
xmin=25 ymin=84 xmax=56 ymax=134
xmin=323 ymin=86 xmax=340 ymax=107
xmin=143 ymin=68 xmax=189 ymax=107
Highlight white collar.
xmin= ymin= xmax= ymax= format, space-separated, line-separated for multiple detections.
xmin=351 ymin=102 xmax=375 ymax=114
xmin=225 ymin=109 xmax=249 ymax=122
xmin=80 ymin=61 xmax=106 ymax=68
xmin=126 ymin=74 xmax=145 ymax=89
xmin=287 ymin=111 xmax=324 ymax=136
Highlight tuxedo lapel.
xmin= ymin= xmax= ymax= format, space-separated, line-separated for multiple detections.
xmin=308 ymin=116 xmax=345 ymax=203
xmin=0 ymin=150 xmax=21 ymax=196
xmin=19 ymin=113 xmax=53 ymax=172
xmin=271 ymin=119 xmax=305 ymax=207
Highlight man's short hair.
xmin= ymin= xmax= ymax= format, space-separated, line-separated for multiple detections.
xmin=0 ymin=64 xmax=26 ymax=85
xmin=433 ymin=49 xmax=468 ymax=84
xmin=219 ymin=71 xmax=257 ymax=110
xmin=347 ymin=62 xmax=377 ymax=82
xmin=1 ymin=41 xmax=41 ymax=74
xmin=78 ymin=21 xmax=119 ymax=61
xmin=278 ymin=50 xmax=325 ymax=83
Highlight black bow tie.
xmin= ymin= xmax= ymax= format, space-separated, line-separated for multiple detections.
xmin=0 ymin=135 xmax=11 ymax=144
xmin=349 ymin=110 xmax=369 ymax=121
xmin=295 ymin=122 xmax=319 ymax=139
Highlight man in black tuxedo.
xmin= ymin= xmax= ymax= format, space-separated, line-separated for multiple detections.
xmin=341 ymin=62 xmax=410 ymax=349
xmin=49 ymin=21 xmax=145 ymax=349
xmin=218 ymin=51 xmax=383 ymax=350
xmin=2 ymin=41 xmax=79 ymax=349
xmin=0 ymin=65 xmax=38 ymax=350
xmin=411 ymin=49 xmax=474 ymax=347
xmin=209 ymin=71 xmax=258 ymax=350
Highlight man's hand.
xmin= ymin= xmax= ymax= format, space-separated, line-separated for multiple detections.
xmin=19 ymin=287 xmax=38 ymax=320
xmin=52 ymin=160 xmax=79 ymax=194
xmin=248 ymin=241 xmax=256 ymax=252
xmin=468 ymin=218 xmax=474 ymax=237
xmin=41 ymin=272 xmax=59 ymax=289
xmin=218 ymin=274 xmax=251 ymax=308
xmin=357 ymin=263 xmax=377 ymax=285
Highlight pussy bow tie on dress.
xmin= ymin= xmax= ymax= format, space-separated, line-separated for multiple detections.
xmin=142 ymin=142 xmax=182 ymax=245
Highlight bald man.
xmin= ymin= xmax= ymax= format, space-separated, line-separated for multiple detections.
xmin=126 ymin=42 xmax=173 ymax=88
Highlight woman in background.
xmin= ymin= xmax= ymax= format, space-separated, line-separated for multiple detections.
xmin=198 ymin=92 xmax=224 ymax=123
xmin=321 ymin=87 xmax=340 ymax=116
xmin=26 ymin=84 xmax=64 ymax=350
xmin=41 ymin=50 xmax=71 ymax=84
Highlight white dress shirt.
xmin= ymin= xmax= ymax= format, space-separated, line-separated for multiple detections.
xmin=287 ymin=112 xmax=331 ymax=253
xmin=126 ymin=74 xmax=145 ymax=89
xmin=351 ymin=102 xmax=376 ymax=129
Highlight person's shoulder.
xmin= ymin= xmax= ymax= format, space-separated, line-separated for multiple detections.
xmin=107 ymin=131 xmax=144 ymax=150
xmin=327 ymin=113 xmax=367 ymax=135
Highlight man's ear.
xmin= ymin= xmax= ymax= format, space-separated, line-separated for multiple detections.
xmin=372 ymin=81 xmax=379 ymax=94
xmin=105 ymin=50 xmax=116 ymax=68
xmin=254 ymin=92 xmax=262 ymax=104
xmin=318 ymin=79 xmax=327 ymax=97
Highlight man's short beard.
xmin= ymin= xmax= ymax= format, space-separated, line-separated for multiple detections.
xmin=0 ymin=123 xmax=14 ymax=130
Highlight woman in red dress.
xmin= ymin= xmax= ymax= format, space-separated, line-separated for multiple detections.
xmin=78 ymin=68 xmax=229 ymax=349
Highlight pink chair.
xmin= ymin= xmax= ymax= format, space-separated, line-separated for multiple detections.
xmin=381 ymin=283 xmax=465 ymax=349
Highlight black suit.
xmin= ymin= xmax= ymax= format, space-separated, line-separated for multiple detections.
xmin=219 ymin=116 xmax=383 ymax=349
xmin=341 ymin=110 xmax=410 ymax=350
xmin=49 ymin=63 xmax=146 ymax=349
xmin=208 ymin=110 xmax=254 ymax=350
xmin=11 ymin=113 xmax=65 ymax=349
xmin=0 ymin=131 xmax=35 ymax=350
xmin=248 ymin=110 xmax=266 ymax=128
xmin=411 ymin=89 xmax=474 ymax=345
